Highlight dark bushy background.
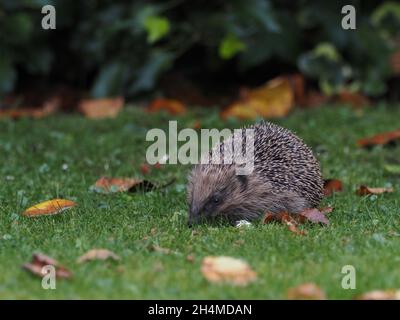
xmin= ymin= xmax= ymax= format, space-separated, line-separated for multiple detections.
xmin=0 ymin=0 xmax=399 ymax=100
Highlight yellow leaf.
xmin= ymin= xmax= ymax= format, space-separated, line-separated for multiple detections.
xmin=222 ymin=77 xmax=294 ymax=120
xmin=23 ymin=199 xmax=77 ymax=217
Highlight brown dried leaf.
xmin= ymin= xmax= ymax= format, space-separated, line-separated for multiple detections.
xmin=304 ymin=90 xmax=330 ymax=108
xmin=337 ymin=91 xmax=370 ymax=108
xmin=147 ymin=98 xmax=186 ymax=115
xmin=299 ymin=208 xmax=330 ymax=225
xmin=151 ymin=245 xmax=172 ymax=255
xmin=323 ymin=179 xmax=343 ymax=196
xmin=287 ymin=283 xmax=326 ymax=300
xmin=0 ymin=97 xmax=59 ymax=119
xmin=78 ymin=97 xmax=124 ymax=119
xmin=77 ymin=249 xmax=120 ymax=263
xmin=22 ymin=199 xmax=77 ymax=217
xmin=201 ymin=256 xmax=257 ymax=286
xmin=356 ymin=185 xmax=394 ymax=196
xmin=140 ymin=163 xmax=151 ymax=175
xmin=91 ymin=177 xmax=155 ymax=194
xmin=287 ymin=74 xmax=306 ymax=106
xmin=320 ymin=207 xmax=334 ymax=215
xmin=357 ymin=129 xmax=400 ymax=148
xmin=22 ymin=253 xmax=72 ymax=279
xmin=262 ymin=212 xmax=275 ymax=224
xmin=390 ymin=50 xmax=400 ymax=75
xmin=356 ymin=290 xmax=400 ymax=300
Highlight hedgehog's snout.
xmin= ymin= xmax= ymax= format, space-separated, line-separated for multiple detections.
xmin=188 ymin=203 xmax=201 ymax=227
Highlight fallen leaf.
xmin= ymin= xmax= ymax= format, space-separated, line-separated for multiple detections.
xmin=153 ymin=162 xmax=162 ymax=169
xmin=262 ymin=212 xmax=307 ymax=235
xmin=147 ymin=98 xmax=186 ymax=115
xmin=390 ymin=50 xmax=400 ymax=75
xmin=191 ymin=230 xmax=200 ymax=237
xmin=90 ymin=177 xmax=155 ymax=194
xmin=201 ymin=256 xmax=257 ymax=286
xmin=287 ymin=74 xmax=306 ymax=106
xmin=262 ymin=212 xmax=275 ymax=224
xmin=22 ymin=253 xmax=72 ymax=279
xmin=357 ymin=129 xmax=400 ymax=148
xmin=191 ymin=120 xmax=201 ymax=130
xmin=299 ymin=208 xmax=330 ymax=225
xmin=77 ymin=249 xmax=120 ymax=263
xmin=186 ymin=255 xmax=195 ymax=263
xmin=140 ymin=163 xmax=151 ymax=175
xmin=287 ymin=283 xmax=326 ymax=300
xmin=337 ymin=91 xmax=370 ymax=108
xmin=22 ymin=199 xmax=77 ymax=217
xmin=323 ymin=179 xmax=343 ymax=196
xmin=281 ymin=214 xmax=308 ymax=235
xmin=304 ymin=90 xmax=330 ymax=108
xmin=356 ymin=185 xmax=394 ymax=196
xmin=0 ymin=97 xmax=59 ymax=119
xmin=151 ymin=245 xmax=172 ymax=255
xmin=356 ymin=290 xmax=400 ymax=300
xmin=78 ymin=97 xmax=124 ymax=119
xmin=221 ymin=76 xmax=294 ymax=120
xmin=320 ymin=207 xmax=334 ymax=215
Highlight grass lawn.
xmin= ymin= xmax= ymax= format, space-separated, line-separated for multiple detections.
xmin=0 ymin=104 xmax=400 ymax=299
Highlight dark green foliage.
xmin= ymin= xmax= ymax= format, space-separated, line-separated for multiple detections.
xmin=0 ymin=0 xmax=399 ymax=98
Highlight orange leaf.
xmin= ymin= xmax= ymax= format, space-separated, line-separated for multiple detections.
xmin=140 ymin=163 xmax=151 ymax=175
xmin=357 ymin=129 xmax=400 ymax=148
xmin=323 ymin=179 xmax=343 ymax=196
xmin=22 ymin=199 xmax=77 ymax=217
xmin=262 ymin=212 xmax=307 ymax=235
xmin=201 ymin=256 xmax=257 ymax=286
xmin=78 ymin=97 xmax=124 ymax=119
xmin=22 ymin=253 xmax=72 ymax=279
xmin=287 ymin=283 xmax=326 ymax=300
xmin=356 ymin=185 xmax=394 ymax=196
xmin=147 ymin=98 xmax=186 ymax=115
xmin=0 ymin=97 xmax=59 ymax=119
xmin=91 ymin=177 xmax=155 ymax=194
xmin=221 ymin=76 xmax=294 ymax=120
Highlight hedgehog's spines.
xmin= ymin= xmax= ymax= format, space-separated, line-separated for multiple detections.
xmin=187 ymin=121 xmax=324 ymax=223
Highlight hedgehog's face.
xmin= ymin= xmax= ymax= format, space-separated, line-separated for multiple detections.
xmin=187 ymin=164 xmax=250 ymax=225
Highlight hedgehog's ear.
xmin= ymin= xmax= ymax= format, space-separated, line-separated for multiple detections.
xmin=237 ymin=175 xmax=248 ymax=191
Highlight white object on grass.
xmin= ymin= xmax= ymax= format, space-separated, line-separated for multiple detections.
xmin=235 ymin=220 xmax=252 ymax=228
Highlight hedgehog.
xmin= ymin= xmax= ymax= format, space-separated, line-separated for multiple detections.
xmin=186 ymin=121 xmax=324 ymax=226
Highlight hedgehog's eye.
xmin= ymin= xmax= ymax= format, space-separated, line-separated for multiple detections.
xmin=211 ymin=195 xmax=220 ymax=204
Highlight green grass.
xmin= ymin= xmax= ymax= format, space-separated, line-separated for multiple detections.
xmin=0 ymin=104 xmax=400 ymax=299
